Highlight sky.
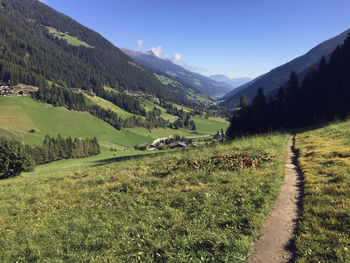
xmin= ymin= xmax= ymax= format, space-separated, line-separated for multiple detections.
xmin=41 ymin=0 xmax=350 ymax=79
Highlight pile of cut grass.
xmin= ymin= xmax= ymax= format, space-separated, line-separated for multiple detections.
xmin=0 ymin=133 xmax=288 ymax=262
xmin=295 ymin=120 xmax=350 ymax=262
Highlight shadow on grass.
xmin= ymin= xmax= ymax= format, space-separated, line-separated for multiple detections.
xmin=90 ymin=151 xmax=168 ymax=167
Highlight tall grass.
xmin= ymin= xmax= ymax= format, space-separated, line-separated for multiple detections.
xmin=295 ymin=120 xmax=350 ymax=262
xmin=0 ymin=133 xmax=288 ymax=262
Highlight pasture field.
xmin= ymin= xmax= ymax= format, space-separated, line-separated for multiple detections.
xmin=192 ymin=116 xmax=229 ymax=135
xmin=141 ymin=98 xmax=178 ymax=122
xmin=84 ymin=95 xmax=135 ymax=119
xmin=46 ymin=26 xmax=93 ymax=48
xmin=0 ymin=96 xmax=149 ymax=148
xmin=294 ymin=120 xmax=350 ymax=262
xmin=0 ymin=133 xmax=288 ymax=262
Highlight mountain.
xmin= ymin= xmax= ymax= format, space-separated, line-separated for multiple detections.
xmin=209 ymin=75 xmax=251 ymax=89
xmin=122 ymin=49 xmax=232 ymax=98
xmin=0 ymin=0 xmax=191 ymax=104
xmin=227 ymin=34 xmax=350 ymax=136
xmin=222 ymin=28 xmax=350 ymax=105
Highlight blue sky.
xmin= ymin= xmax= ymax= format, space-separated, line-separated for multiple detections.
xmin=42 ymin=0 xmax=350 ymax=78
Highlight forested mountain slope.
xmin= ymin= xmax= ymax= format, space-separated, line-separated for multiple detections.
xmin=0 ymin=0 xmax=186 ymax=102
xmin=222 ymin=28 xmax=350 ymax=106
xmin=227 ymin=35 xmax=350 ymax=136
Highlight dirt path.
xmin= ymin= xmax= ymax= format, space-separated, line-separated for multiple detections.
xmin=248 ymin=135 xmax=302 ymax=263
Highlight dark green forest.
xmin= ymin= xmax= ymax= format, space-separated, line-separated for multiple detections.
xmin=0 ymin=0 xmax=195 ymax=106
xmin=227 ymin=35 xmax=350 ymax=137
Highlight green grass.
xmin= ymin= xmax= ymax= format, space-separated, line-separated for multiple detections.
xmin=130 ymin=127 xmax=195 ymax=141
xmin=294 ymin=120 xmax=350 ymax=262
xmin=0 ymin=96 xmax=149 ymax=149
xmin=192 ymin=116 xmax=229 ymax=135
xmin=46 ymin=26 xmax=93 ymax=48
xmin=0 ymin=133 xmax=288 ymax=262
xmin=154 ymin=73 xmax=180 ymax=86
xmin=24 ymin=150 xmax=157 ymax=178
xmin=141 ymin=99 xmax=178 ymax=122
xmin=84 ymin=95 xmax=135 ymax=119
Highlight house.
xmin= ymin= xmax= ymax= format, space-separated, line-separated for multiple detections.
xmin=81 ymin=89 xmax=96 ymax=97
xmin=168 ymin=141 xmax=187 ymax=149
xmin=71 ymin=88 xmax=82 ymax=92
xmin=0 ymin=86 xmax=14 ymax=96
xmin=19 ymin=90 xmax=29 ymax=96
xmin=138 ymin=143 xmax=158 ymax=151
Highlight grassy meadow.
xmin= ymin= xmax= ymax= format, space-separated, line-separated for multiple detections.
xmin=0 ymin=133 xmax=288 ymax=262
xmin=294 ymin=120 xmax=350 ymax=262
xmin=46 ymin=26 xmax=93 ymax=48
xmin=0 ymin=96 xmax=149 ymax=149
xmin=85 ymin=95 xmax=135 ymax=119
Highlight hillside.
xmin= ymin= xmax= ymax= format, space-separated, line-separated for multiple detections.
xmin=222 ymin=28 xmax=350 ymax=105
xmin=227 ymin=34 xmax=350 ymax=136
xmin=123 ymin=49 xmax=232 ymax=98
xmin=294 ymin=120 xmax=350 ymax=262
xmin=0 ymin=0 xmax=191 ymax=104
xmin=0 ymin=132 xmax=288 ymax=262
xmin=0 ymin=96 xmax=150 ymax=149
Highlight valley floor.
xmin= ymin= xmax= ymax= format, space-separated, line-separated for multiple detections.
xmin=1 ymin=115 xmax=349 ymax=262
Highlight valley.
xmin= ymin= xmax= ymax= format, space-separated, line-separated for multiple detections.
xmin=0 ymin=0 xmax=349 ymax=262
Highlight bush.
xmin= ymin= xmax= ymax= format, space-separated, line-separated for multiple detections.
xmin=0 ymin=139 xmax=35 ymax=179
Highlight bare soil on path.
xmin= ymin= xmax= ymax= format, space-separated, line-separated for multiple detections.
xmin=248 ymin=135 xmax=302 ymax=263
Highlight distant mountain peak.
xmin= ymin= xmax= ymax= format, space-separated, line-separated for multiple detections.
xmin=209 ymin=75 xmax=252 ymax=89
xmin=123 ymin=48 xmax=232 ymax=97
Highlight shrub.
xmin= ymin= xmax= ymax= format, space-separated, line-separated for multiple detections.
xmin=0 ymin=139 xmax=35 ymax=179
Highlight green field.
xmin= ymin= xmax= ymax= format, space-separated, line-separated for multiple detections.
xmin=192 ymin=116 xmax=229 ymax=135
xmin=0 ymin=133 xmax=288 ymax=262
xmin=85 ymin=95 xmax=135 ymax=119
xmin=294 ymin=120 xmax=350 ymax=262
xmin=0 ymin=96 xmax=149 ymax=149
xmin=141 ymin=98 xmax=178 ymax=122
xmin=47 ymin=26 xmax=93 ymax=48
xmin=154 ymin=73 xmax=180 ymax=86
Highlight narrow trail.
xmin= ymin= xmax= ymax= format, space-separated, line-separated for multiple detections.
xmin=248 ymin=135 xmax=302 ymax=263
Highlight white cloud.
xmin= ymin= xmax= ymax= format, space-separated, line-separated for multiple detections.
xmin=38 ymin=0 xmax=47 ymax=3
xmin=150 ymin=46 xmax=208 ymax=75
xmin=151 ymin=46 xmax=163 ymax=57
xmin=136 ymin=40 xmax=144 ymax=48
xmin=172 ymin=53 xmax=183 ymax=63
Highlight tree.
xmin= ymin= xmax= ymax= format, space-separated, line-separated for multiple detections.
xmin=239 ymin=93 xmax=248 ymax=109
xmin=0 ymin=139 xmax=34 ymax=179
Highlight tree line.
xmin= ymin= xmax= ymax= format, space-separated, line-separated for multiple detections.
xmin=160 ymin=101 xmax=197 ymax=130
xmin=227 ymin=35 xmax=350 ymax=137
xmin=0 ymin=135 xmax=100 ymax=179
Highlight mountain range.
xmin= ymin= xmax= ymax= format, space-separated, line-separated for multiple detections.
xmin=123 ymin=49 xmax=232 ymax=98
xmin=222 ymin=28 xmax=350 ymax=105
xmin=209 ymin=75 xmax=251 ymax=89
xmin=0 ymin=0 xmax=198 ymax=105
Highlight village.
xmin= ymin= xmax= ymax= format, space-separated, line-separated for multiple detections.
xmin=0 ymin=83 xmax=39 ymax=96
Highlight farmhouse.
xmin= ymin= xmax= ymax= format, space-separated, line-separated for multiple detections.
xmin=71 ymin=88 xmax=82 ymax=92
xmin=168 ymin=141 xmax=187 ymax=149
xmin=81 ymin=89 xmax=96 ymax=97
xmin=0 ymin=86 xmax=14 ymax=96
